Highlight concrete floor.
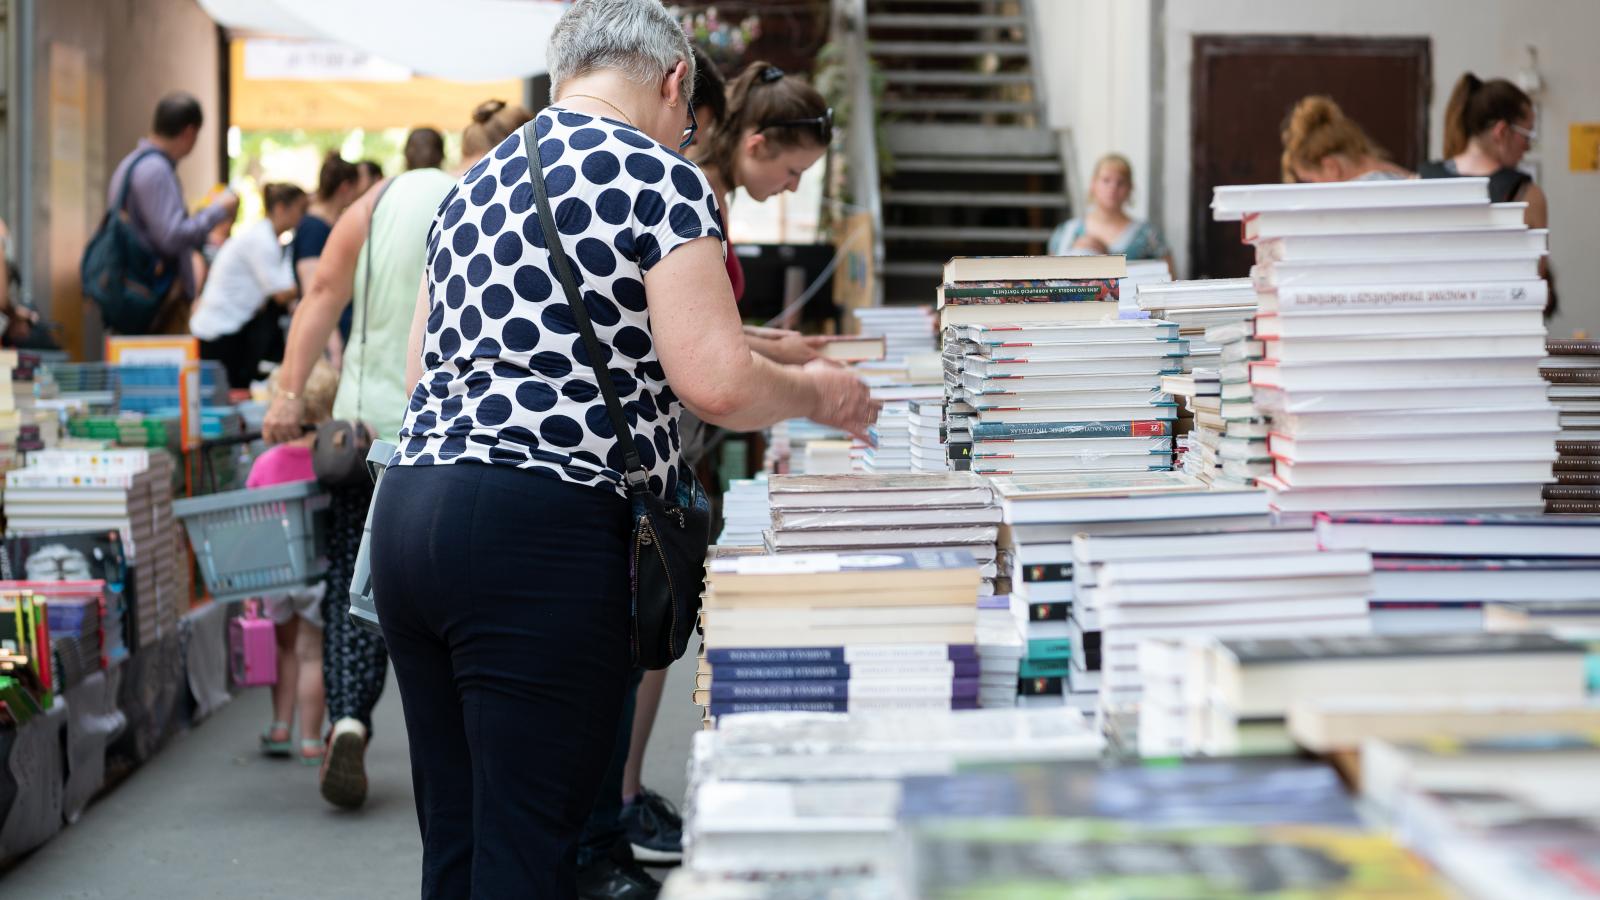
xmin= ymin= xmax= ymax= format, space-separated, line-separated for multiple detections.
xmin=1 ymin=638 xmax=702 ymax=899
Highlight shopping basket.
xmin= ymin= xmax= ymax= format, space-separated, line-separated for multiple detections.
xmin=174 ymin=479 xmax=332 ymax=602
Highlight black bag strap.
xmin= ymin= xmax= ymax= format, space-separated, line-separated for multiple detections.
xmin=520 ymin=121 xmax=649 ymax=496
xmin=352 ymin=175 xmax=397 ymax=424
xmin=114 ymin=147 xmax=171 ymax=215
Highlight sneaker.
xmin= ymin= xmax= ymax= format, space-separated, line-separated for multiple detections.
xmin=320 ymin=717 xmax=368 ymax=810
xmin=620 ymin=788 xmax=683 ymax=865
xmin=575 ymin=855 xmax=660 ymax=900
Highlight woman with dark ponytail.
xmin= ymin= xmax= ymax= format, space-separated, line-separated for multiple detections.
xmin=1420 ymin=72 xmax=1551 ymax=309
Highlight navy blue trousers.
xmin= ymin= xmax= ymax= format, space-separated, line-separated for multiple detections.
xmin=372 ymin=462 xmax=634 ymax=900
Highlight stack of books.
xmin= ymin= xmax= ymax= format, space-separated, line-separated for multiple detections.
xmin=763 ymin=418 xmax=849 ymax=474
xmin=676 ymin=706 xmax=1101 ymax=882
xmin=4 ymin=449 xmax=179 ymax=651
xmin=1315 ymin=512 xmax=1600 ymax=635
xmin=853 ymin=306 xmax=936 ymax=363
xmin=974 ymin=592 xmax=1023 ymax=707
xmin=715 ymin=477 xmax=770 ymax=547
xmin=764 ymin=473 xmax=1001 ymax=594
xmin=898 ymin=757 xmax=1447 ymax=898
xmin=1213 ymin=177 xmax=1556 ymax=519
xmin=1361 ymin=733 xmax=1600 ymax=898
xmin=937 ymin=255 xmax=1125 ymax=332
xmin=905 ymin=398 xmax=948 ymax=473
xmin=994 ymin=472 xmax=1270 ymax=715
xmin=1116 ymin=258 xmax=1172 ymax=317
xmin=1156 ymin=631 xmax=1590 ymax=757
xmin=946 ymin=319 xmax=1186 ymax=477
xmin=1543 ymin=337 xmax=1600 ymax=513
xmin=1134 ymin=278 xmax=1257 ymax=371
xmin=0 ymin=351 xmax=45 ymax=479
xmin=8 ymin=580 xmax=107 ymax=691
xmin=695 ymin=550 xmax=984 ymax=720
xmin=7 ymin=530 xmax=132 ymax=664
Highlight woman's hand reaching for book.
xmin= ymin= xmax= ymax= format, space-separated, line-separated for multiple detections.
xmin=803 ymin=359 xmax=879 ymax=440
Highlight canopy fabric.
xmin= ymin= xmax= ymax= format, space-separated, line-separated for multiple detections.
xmin=199 ymin=0 xmax=567 ymax=82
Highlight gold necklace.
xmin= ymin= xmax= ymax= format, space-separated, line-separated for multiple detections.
xmin=563 ymin=94 xmax=634 ymax=126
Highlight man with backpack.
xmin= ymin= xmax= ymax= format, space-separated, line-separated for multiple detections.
xmin=92 ymin=92 xmax=238 ymax=334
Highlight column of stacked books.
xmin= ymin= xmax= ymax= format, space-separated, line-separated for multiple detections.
xmin=1133 ymin=279 xmax=1257 ymax=374
xmin=4 ymin=449 xmax=178 ymax=651
xmin=853 ymin=306 xmax=937 ymax=364
xmin=1542 ymin=338 xmax=1600 ymax=514
xmin=0 ymin=351 xmax=46 ymax=483
xmin=714 ymin=477 xmax=770 ymax=547
xmin=859 ymin=374 xmax=942 ymax=474
xmin=1316 ymin=512 xmax=1600 ymax=636
xmin=1162 ymin=368 xmax=1220 ymax=481
xmin=906 ymin=398 xmax=949 ymax=473
xmin=993 ymin=471 xmax=1270 ymax=716
xmin=1203 ymin=319 xmax=1270 ymax=488
xmin=1077 ymin=528 xmax=1374 ymax=757
xmin=1212 ymin=177 xmax=1556 ymax=521
xmin=695 ymin=549 xmax=984 ymax=721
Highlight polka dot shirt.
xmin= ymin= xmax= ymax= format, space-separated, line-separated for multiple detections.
xmin=393 ymin=107 xmax=726 ymax=499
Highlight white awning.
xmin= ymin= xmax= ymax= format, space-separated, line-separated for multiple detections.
xmin=197 ymin=0 xmax=567 ymax=82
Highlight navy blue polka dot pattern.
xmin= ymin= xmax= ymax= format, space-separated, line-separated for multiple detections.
xmin=395 ymin=107 xmax=724 ymax=497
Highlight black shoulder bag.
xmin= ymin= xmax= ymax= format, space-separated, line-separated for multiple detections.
xmin=314 ymin=176 xmax=396 ymax=487
xmin=81 ymin=148 xmax=178 ymax=334
xmin=521 ymin=122 xmax=710 ymax=670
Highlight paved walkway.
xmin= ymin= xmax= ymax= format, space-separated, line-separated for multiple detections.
xmin=2 ymin=641 xmax=701 ymax=898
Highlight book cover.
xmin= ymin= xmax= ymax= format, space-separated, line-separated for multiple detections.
xmin=708 ymin=676 xmax=978 ymax=702
xmin=704 ymin=644 xmax=978 ymax=665
xmin=708 ymin=696 xmax=980 ymax=716
xmin=970 ymin=419 xmax=1172 ymax=440
xmin=939 ymin=279 xmax=1118 ymax=303
xmin=709 ymin=659 xmax=980 ymax=681
xmin=1223 ymin=632 xmax=1584 ymax=665
xmin=944 ymin=255 xmax=1129 ymax=284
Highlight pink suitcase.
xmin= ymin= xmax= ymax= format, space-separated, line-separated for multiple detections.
xmin=230 ymin=599 xmax=278 ymax=687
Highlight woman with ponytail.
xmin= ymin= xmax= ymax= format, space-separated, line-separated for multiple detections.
xmin=1281 ymin=95 xmax=1411 ymax=183
xmin=1420 ymin=72 xmax=1551 ymax=309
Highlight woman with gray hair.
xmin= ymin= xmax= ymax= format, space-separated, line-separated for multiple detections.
xmin=368 ymin=0 xmax=876 ymax=896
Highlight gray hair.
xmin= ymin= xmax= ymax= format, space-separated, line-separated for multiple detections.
xmin=547 ymin=0 xmax=695 ymax=102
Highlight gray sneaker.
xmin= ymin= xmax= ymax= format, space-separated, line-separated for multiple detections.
xmin=619 ymin=788 xmax=683 ymax=865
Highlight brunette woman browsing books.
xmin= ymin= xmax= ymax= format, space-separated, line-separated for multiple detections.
xmin=1420 ymin=72 xmax=1553 ymax=312
xmin=368 ymin=2 xmax=877 ymax=896
xmin=1048 ymin=154 xmax=1173 ymax=273
xmin=1281 ymin=95 xmax=1412 ymax=183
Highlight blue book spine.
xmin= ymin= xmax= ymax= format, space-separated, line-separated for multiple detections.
xmin=709 ymin=677 xmax=980 ymax=702
xmin=1027 ymin=637 xmax=1073 ymax=660
xmin=971 ymin=420 xmax=1172 ymax=440
xmin=710 ymin=658 xmax=983 ymax=681
xmin=709 ymin=696 xmax=981 ymax=716
xmin=705 ymin=644 xmax=979 ymax=665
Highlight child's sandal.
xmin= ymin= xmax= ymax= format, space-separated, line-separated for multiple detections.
xmin=298 ymin=738 xmax=326 ymax=766
xmin=260 ymin=722 xmax=292 ymax=757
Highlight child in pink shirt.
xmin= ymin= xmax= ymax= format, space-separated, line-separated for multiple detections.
xmin=250 ymin=361 xmax=338 ymax=764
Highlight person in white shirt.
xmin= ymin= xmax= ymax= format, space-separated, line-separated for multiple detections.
xmin=190 ymin=183 xmax=306 ymax=388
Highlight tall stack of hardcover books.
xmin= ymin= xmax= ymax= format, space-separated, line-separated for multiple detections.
xmin=1134 ymin=278 xmax=1257 ymax=372
xmin=763 ymin=472 xmax=1001 ymax=592
xmin=4 ymin=449 xmax=179 ymax=651
xmin=1542 ymin=338 xmax=1600 ymax=513
xmin=1213 ymin=177 xmax=1556 ymax=520
xmin=715 ymin=477 xmax=770 ymax=547
xmin=937 ymin=255 xmax=1126 ymax=332
xmin=993 ymin=471 xmax=1270 ymax=715
xmin=1315 ymin=512 xmax=1600 ymax=635
xmin=694 ymin=550 xmax=984 ymax=721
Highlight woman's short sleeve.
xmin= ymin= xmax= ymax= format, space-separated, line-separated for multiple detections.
xmin=1047 ymin=218 xmax=1082 ymax=257
xmin=631 ymin=157 xmax=725 ymax=273
xmin=1130 ymin=220 xmax=1170 ymax=260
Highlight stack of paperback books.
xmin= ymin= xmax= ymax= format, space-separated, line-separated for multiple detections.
xmin=1543 ymin=338 xmax=1600 ymax=513
xmin=763 ymin=473 xmax=1001 ymax=594
xmin=676 ymin=706 xmax=1101 ymax=880
xmin=946 ymin=319 xmax=1186 ymax=477
xmin=1213 ymin=176 xmax=1556 ymax=519
xmin=715 ymin=477 xmax=770 ymax=547
xmin=1315 ymin=513 xmax=1600 ymax=635
xmin=974 ymin=592 xmax=1023 ymax=707
xmin=1117 ymin=258 xmax=1172 ymax=317
xmin=853 ymin=306 xmax=936 ymax=363
xmin=905 ymin=398 xmax=949 ymax=473
xmin=764 ymin=418 xmax=849 ymax=474
xmin=994 ymin=472 xmax=1270 ymax=715
xmin=937 ymin=255 xmax=1125 ymax=332
xmin=695 ymin=550 xmax=985 ymax=720
xmin=4 ymin=449 xmax=179 ymax=651
xmin=1134 ymin=278 xmax=1257 ymax=371
xmin=1160 ymin=632 xmax=1590 ymax=757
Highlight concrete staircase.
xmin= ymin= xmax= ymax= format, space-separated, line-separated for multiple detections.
xmin=866 ymin=0 xmax=1072 ymax=305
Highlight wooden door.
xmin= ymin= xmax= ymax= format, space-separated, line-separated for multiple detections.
xmin=1190 ymin=35 xmax=1431 ymax=279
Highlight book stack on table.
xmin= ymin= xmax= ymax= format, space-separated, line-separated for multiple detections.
xmin=853 ymin=306 xmax=936 ymax=364
xmin=1116 ymin=258 xmax=1172 ymax=317
xmin=1543 ymin=338 xmax=1600 ymax=513
xmin=0 ymin=351 xmax=46 ymax=479
xmin=994 ymin=471 xmax=1271 ymax=718
xmin=1213 ymin=177 xmax=1556 ymax=520
xmin=764 ymin=472 xmax=1000 ymax=591
xmin=1315 ymin=512 xmax=1600 ymax=636
xmin=905 ymin=398 xmax=949 ymax=473
xmin=715 ymin=477 xmax=770 ymax=547
xmin=1133 ymin=278 xmax=1257 ymax=372
xmin=4 ymin=449 xmax=179 ymax=651
xmin=946 ymin=318 xmax=1186 ymax=477
xmin=5 ymin=580 xmax=107 ymax=692
xmin=859 ymin=385 xmax=942 ymax=474
xmin=763 ymin=418 xmax=849 ymax=474
xmin=671 ymin=706 xmax=1100 ymax=889
xmin=695 ymin=549 xmax=985 ymax=721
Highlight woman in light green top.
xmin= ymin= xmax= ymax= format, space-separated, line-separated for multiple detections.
xmin=261 ymin=101 xmax=532 ymax=812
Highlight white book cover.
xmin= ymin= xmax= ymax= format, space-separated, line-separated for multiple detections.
xmin=1256 ymin=253 xmax=1544 ymax=289
xmin=1212 ymin=177 xmax=1489 ymax=221
xmin=1242 ymin=201 xmax=1526 ymax=241
xmin=1255 ymin=227 xmax=1546 ymax=263
xmin=1263 ymin=279 xmax=1546 ymax=313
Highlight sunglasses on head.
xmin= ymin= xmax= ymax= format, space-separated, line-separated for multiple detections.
xmin=758 ymin=107 xmax=835 ymax=143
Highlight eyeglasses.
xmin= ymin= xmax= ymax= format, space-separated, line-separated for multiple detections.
xmin=759 ymin=107 xmax=835 ymax=143
xmin=679 ymin=101 xmax=698 ymax=152
xmin=1511 ymin=123 xmax=1538 ymax=145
